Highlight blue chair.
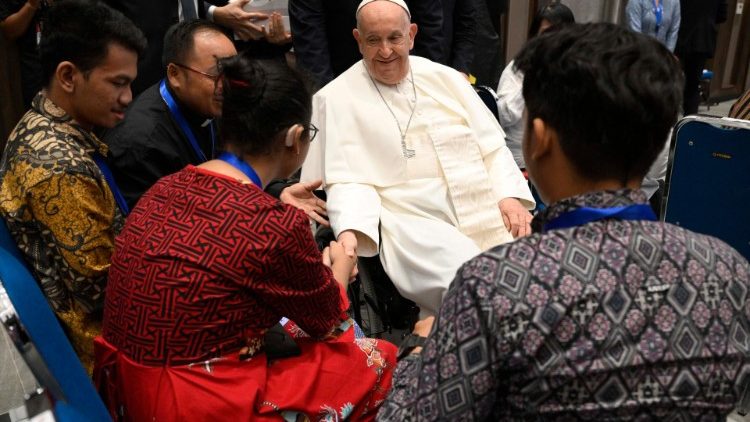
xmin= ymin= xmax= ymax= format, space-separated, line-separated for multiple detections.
xmin=663 ymin=116 xmax=750 ymax=260
xmin=0 ymin=220 xmax=111 ymax=421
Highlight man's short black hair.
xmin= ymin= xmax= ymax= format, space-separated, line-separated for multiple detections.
xmin=528 ymin=2 xmax=575 ymax=39
xmin=514 ymin=23 xmax=683 ymax=183
xmin=162 ymin=20 xmax=228 ymax=68
xmin=40 ymin=0 xmax=146 ymax=85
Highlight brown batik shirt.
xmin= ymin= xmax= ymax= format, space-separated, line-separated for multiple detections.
xmin=0 ymin=91 xmax=124 ymax=372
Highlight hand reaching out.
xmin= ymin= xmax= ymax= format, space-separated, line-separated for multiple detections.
xmin=213 ymin=0 xmax=267 ymax=41
xmin=279 ymin=180 xmax=328 ymax=227
xmin=263 ymin=12 xmax=292 ymax=45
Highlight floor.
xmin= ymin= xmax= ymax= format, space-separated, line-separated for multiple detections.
xmin=699 ymin=98 xmax=736 ymax=117
xmin=0 ymin=328 xmax=37 ymax=416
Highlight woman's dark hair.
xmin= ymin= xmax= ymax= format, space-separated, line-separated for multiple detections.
xmin=40 ymin=0 xmax=146 ymax=85
xmin=528 ymin=2 xmax=575 ymax=39
xmin=514 ymin=23 xmax=683 ymax=183
xmin=218 ymin=54 xmax=313 ymax=156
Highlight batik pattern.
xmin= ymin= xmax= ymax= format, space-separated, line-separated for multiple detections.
xmin=0 ymin=92 xmax=123 ymax=372
xmin=379 ymin=189 xmax=750 ymax=421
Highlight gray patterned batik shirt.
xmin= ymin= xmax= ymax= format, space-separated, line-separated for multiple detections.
xmin=378 ymin=189 xmax=750 ymax=421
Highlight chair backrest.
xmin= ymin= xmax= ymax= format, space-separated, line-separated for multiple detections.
xmin=663 ymin=116 xmax=750 ymax=260
xmin=475 ymin=85 xmax=500 ymax=123
xmin=0 ymin=217 xmax=24 ymax=263
xmin=0 ymin=220 xmax=110 ymax=422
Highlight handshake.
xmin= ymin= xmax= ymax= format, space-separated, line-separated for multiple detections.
xmin=321 ymin=238 xmax=359 ymax=290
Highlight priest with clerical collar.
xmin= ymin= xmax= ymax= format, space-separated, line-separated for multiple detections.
xmin=301 ymin=0 xmax=534 ymax=317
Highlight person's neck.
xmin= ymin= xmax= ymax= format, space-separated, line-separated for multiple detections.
xmin=45 ymin=86 xmax=93 ymax=131
xmin=201 ymin=149 xmax=282 ymax=189
xmin=365 ymin=62 xmax=411 ymax=88
xmin=544 ymin=172 xmax=641 ymax=204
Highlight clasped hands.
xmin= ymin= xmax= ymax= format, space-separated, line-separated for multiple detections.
xmin=213 ymin=0 xmax=291 ymax=44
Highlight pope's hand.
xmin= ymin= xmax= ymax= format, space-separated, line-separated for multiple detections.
xmin=413 ymin=316 xmax=435 ymax=337
xmin=213 ymin=0 xmax=267 ymax=41
xmin=407 ymin=316 xmax=435 ymax=355
xmin=324 ymin=240 xmax=357 ymax=290
xmin=499 ymin=197 xmax=533 ymax=238
xmin=279 ymin=180 xmax=329 ymax=227
xmin=337 ymin=230 xmax=358 ymax=257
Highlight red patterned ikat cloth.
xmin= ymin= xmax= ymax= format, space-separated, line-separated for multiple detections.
xmin=102 ymin=165 xmax=350 ymax=366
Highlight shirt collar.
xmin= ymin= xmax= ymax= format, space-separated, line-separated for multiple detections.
xmin=164 ymin=81 xmax=213 ymax=129
xmin=531 ymin=189 xmax=650 ymax=233
xmin=32 ymin=91 xmax=109 ymax=156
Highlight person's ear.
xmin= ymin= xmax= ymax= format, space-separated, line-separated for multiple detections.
xmin=353 ymin=28 xmax=367 ymax=56
xmin=284 ymin=124 xmax=305 ymax=155
xmin=166 ymin=63 xmax=181 ymax=89
xmin=55 ymin=61 xmax=78 ymax=94
xmin=528 ymin=117 xmax=556 ymax=161
xmin=408 ymin=23 xmax=417 ymax=50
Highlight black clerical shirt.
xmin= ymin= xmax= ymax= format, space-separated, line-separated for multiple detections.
xmin=104 ymin=82 xmax=215 ymax=210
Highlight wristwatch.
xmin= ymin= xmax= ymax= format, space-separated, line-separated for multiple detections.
xmin=397 ymin=333 xmax=427 ymax=361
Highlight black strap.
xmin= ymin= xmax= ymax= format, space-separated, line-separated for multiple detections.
xmin=397 ymin=333 xmax=427 ymax=361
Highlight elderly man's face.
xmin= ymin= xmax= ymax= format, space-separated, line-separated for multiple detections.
xmin=354 ymin=1 xmax=417 ymax=85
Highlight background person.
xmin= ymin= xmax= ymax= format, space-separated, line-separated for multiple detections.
xmin=675 ymin=0 xmax=728 ymax=115
xmin=0 ymin=0 xmax=49 ymax=107
xmin=496 ymin=2 xmax=575 ymax=169
xmin=626 ymin=0 xmax=681 ymax=52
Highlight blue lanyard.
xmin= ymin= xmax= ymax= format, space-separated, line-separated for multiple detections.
xmin=92 ymin=152 xmax=130 ymax=216
xmin=653 ymin=0 xmax=663 ymax=32
xmin=543 ymin=204 xmax=656 ymax=232
xmin=159 ymin=79 xmax=215 ymax=163
xmin=217 ymin=152 xmax=263 ymax=188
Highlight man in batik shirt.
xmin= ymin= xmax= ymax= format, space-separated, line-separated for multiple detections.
xmin=379 ymin=23 xmax=750 ymax=420
xmin=0 ymin=0 xmax=145 ymax=372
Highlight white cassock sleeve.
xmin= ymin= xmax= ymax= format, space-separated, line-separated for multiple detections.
xmin=326 ymin=183 xmax=381 ymax=257
xmin=484 ymin=147 xmax=535 ymax=209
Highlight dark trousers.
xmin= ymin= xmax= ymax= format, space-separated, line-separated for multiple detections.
xmin=471 ymin=0 xmax=504 ymax=88
xmin=679 ymin=53 xmax=709 ymax=116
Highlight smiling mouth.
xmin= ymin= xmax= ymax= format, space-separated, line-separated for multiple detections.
xmin=377 ymin=57 xmax=398 ymax=64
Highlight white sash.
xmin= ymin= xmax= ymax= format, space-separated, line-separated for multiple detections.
xmin=427 ymin=119 xmax=513 ymax=250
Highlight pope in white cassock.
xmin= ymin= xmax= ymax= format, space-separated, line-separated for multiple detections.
xmin=301 ymin=0 xmax=535 ymax=316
